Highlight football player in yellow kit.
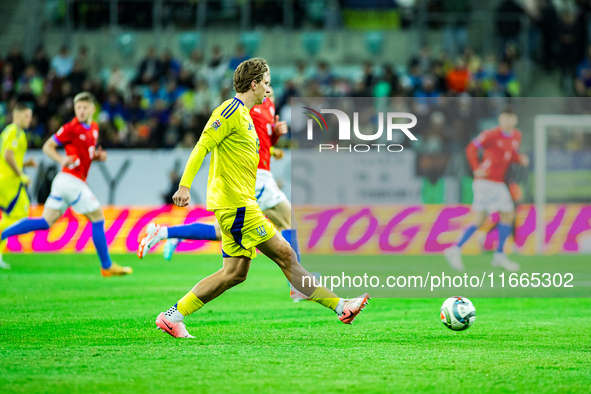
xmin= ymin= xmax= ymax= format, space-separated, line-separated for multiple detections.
xmin=0 ymin=103 xmax=36 ymax=269
xmin=150 ymin=59 xmax=370 ymax=338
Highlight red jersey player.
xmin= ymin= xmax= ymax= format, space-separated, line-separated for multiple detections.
xmin=252 ymin=92 xmax=290 ymax=219
xmin=444 ymin=109 xmax=529 ymax=272
xmin=0 ymin=92 xmax=132 ymax=277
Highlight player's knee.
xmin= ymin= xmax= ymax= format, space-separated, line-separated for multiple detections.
xmin=223 ymin=267 xmax=248 ymax=285
xmin=228 ymin=271 xmax=248 ymax=285
xmin=86 ymin=209 xmax=105 ymax=222
xmin=473 ymin=213 xmax=487 ymax=228
xmin=42 ymin=215 xmax=58 ymax=227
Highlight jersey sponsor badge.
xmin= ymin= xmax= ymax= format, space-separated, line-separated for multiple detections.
xmin=212 ymin=119 xmax=222 ymax=131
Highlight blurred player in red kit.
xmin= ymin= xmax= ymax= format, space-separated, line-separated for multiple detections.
xmin=477 ymin=172 xmax=525 ymax=252
xmin=444 ymin=109 xmax=529 ymax=271
xmin=0 ymin=92 xmax=132 ymax=277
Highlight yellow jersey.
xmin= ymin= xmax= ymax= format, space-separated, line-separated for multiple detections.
xmin=185 ymin=97 xmax=260 ymax=211
xmin=0 ymin=123 xmax=28 ymax=200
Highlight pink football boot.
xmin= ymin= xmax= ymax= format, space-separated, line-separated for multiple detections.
xmin=339 ymin=293 xmax=370 ymax=324
xmin=155 ymin=312 xmax=195 ymax=339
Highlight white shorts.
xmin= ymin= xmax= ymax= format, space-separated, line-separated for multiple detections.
xmin=45 ymin=172 xmax=101 ymax=214
xmin=255 ymin=169 xmax=288 ymax=211
xmin=472 ymin=179 xmax=514 ymax=213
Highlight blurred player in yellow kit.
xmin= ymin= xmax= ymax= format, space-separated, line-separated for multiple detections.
xmin=149 ymin=58 xmax=370 ymax=338
xmin=0 ymin=103 xmax=36 ymax=269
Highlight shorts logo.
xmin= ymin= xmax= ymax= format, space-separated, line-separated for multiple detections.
xmin=212 ymin=119 xmax=222 ymax=130
xmin=255 ymin=225 xmax=267 ymax=237
xmin=248 ymin=123 xmax=254 ymax=131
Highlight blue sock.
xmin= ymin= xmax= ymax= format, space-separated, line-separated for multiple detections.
xmin=497 ymin=223 xmax=512 ymax=253
xmin=457 ymin=225 xmax=477 ymax=248
xmin=167 ymin=222 xmax=218 ymax=240
xmin=282 ymin=229 xmax=301 ymax=262
xmin=92 ymin=221 xmax=112 ymax=269
xmin=1 ymin=217 xmax=49 ymax=241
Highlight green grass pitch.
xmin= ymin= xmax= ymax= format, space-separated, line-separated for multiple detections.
xmin=1 ymin=253 xmax=590 ymax=393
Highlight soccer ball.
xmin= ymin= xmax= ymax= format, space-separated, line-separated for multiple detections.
xmin=440 ymin=296 xmax=476 ymax=331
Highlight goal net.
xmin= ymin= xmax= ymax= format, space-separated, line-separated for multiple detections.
xmin=534 ymin=115 xmax=591 ymax=254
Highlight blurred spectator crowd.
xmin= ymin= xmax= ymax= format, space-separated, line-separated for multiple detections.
xmin=45 ymin=0 xmax=331 ymax=30
xmin=0 ymin=38 xmax=530 ymax=151
xmin=2 ymin=0 xmax=591 ymax=151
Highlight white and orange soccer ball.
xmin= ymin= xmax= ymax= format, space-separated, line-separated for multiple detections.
xmin=440 ymin=296 xmax=476 ymax=331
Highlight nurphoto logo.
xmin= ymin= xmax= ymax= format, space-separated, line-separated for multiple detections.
xmin=303 ymin=107 xmax=418 ymax=153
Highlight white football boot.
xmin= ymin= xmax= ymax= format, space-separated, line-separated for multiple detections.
xmin=444 ymin=245 xmax=465 ymax=271
xmin=491 ymin=252 xmax=520 ymax=272
xmin=0 ymin=256 xmax=10 ymax=270
xmin=137 ymin=223 xmax=167 ymax=258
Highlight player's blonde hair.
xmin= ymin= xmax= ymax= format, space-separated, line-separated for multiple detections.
xmin=233 ymin=58 xmax=268 ymax=94
xmin=74 ymin=91 xmax=96 ymax=104
xmin=13 ymin=102 xmax=30 ymax=113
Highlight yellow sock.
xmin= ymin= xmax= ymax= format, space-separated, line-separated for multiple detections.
xmin=310 ymin=286 xmax=340 ymax=311
xmin=0 ymin=219 xmax=10 ymax=253
xmin=176 ymin=291 xmax=204 ymax=316
xmin=0 ymin=214 xmax=19 ymax=253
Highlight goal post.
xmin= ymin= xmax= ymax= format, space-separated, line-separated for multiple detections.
xmin=534 ymin=115 xmax=591 ymax=255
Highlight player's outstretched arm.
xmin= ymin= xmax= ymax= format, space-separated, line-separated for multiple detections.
xmin=4 ymin=149 xmax=30 ymax=185
xmin=179 ymin=144 xmax=208 ymax=189
xmin=465 ymin=142 xmax=480 ymax=174
xmin=173 ymin=143 xmax=209 ymax=207
xmin=42 ymin=137 xmax=76 ymax=168
xmin=173 ymin=114 xmax=232 ymax=207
